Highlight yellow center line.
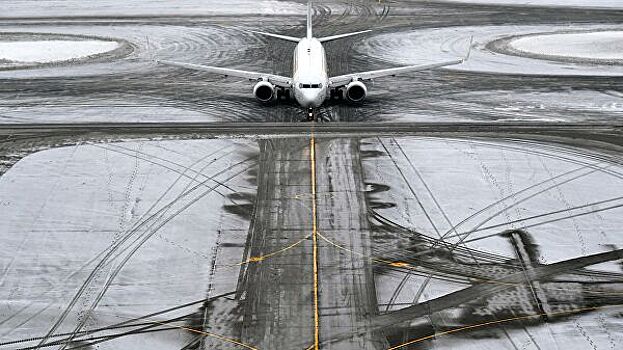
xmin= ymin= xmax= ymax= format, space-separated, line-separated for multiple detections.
xmin=310 ymin=135 xmax=320 ymax=350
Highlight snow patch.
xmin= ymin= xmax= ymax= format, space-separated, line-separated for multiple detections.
xmin=0 ymin=0 xmax=304 ymax=18
xmin=0 ymin=139 xmax=256 ymax=349
xmin=0 ymin=40 xmax=119 ymax=63
xmin=436 ymin=0 xmax=623 ymax=9
xmin=509 ymin=31 xmax=623 ymax=61
xmin=357 ymin=24 xmax=623 ymax=76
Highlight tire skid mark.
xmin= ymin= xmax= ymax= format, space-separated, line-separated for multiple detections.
xmin=36 ymin=152 xmax=257 ymax=349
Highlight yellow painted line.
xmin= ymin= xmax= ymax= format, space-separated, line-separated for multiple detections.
xmin=310 ymin=136 xmax=320 ymax=350
xmin=221 ymin=233 xmax=312 ymax=268
xmin=317 ymin=231 xmax=405 ymax=269
xmin=387 ymin=304 xmax=623 ymax=349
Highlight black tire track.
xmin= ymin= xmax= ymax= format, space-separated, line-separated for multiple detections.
xmin=36 ymin=155 xmax=256 ymax=348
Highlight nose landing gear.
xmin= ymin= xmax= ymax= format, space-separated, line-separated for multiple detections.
xmin=307 ymin=108 xmax=315 ymax=121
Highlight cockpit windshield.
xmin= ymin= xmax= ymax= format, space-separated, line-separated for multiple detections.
xmin=299 ymin=83 xmax=323 ymax=89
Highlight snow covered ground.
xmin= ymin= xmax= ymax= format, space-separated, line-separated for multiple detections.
xmin=0 ymin=24 xmax=252 ymax=78
xmin=509 ymin=31 xmax=623 ymax=61
xmin=0 ymin=24 xmax=266 ymax=123
xmin=435 ymin=0 xmax=623 ymax=9
xmin=0 ymin=97 xmax=223 ymax=123
xmin=0 ymin=40 xmax=119 ymax=63
xmin=357 ymin=24 xmax=623 ymax=76
xmin=364 ymin=137 xmax=623 ymax=267
xmin=0 ymin=0 xmax=303 ymax=18
xmin=364 ymin=137 xmax=623 ymax=319
xmin=378 ymin=89 xmax=623 ymax=123
xmin=0 ymin=139 xmax=257 ymax=349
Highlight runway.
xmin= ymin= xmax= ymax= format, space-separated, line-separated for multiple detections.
xmin=1 ymin=1 xmax=623 ymax=350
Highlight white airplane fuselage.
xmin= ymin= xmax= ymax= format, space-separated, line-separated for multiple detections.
xmin=292 ymin=37 xmax=328 ymax=108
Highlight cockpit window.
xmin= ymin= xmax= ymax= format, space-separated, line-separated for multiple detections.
xmin=299 ymin=83 xmax=322 ymax=89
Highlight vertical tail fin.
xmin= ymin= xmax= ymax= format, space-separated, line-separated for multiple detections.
xmin=306 ymin=1 xmax=313 ymax=39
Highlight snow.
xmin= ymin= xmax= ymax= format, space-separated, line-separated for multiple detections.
xmin=0 ymin=0 xmax=303 ymax=18
xmin=0 ymin=40 xmax=119 ymax=63
xmin=510 ymin=31 xmax=623 ymax=61
xmin=362 ymin=137 xmax=623 ymax=270
xmin=0 ymin=24 xmax=264 ymax=79
xmin=0 ymin=139 xmax=256 ymax=349
xmin=357 ymin=24 xmax=623 ymax=76
xmin=0 ymin=99 xmax=222 ymax=123
xmin=364 ymin=136 xmax=623 ymax=349
xmin=436 ymin=0 xmax=623 ymax=9
xmin=431 ymin=311 xmax=623 ymax=350
xmin=378 ymin=89 xmax=623 ymax=123
xmin=364 ymin=137 xmax=623 ymax=349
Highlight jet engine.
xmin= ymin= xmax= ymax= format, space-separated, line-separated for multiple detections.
xmin=253 ymin=81 xmax=275 ymax=103
xmin=345 ymin=81 xmax=367 ymax=103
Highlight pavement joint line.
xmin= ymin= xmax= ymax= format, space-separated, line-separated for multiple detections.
xmin=310 ymin=134 xmax=320 ymax=350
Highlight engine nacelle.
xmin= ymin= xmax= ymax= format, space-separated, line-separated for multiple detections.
xmin=345 ymin=81 xmax=367 ymax=103
xmin=253 ymin=81 xmax=275 ymax=103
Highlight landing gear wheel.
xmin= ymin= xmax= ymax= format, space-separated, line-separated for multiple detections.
xmin=307 ymin=108 xmax=315 ymax=122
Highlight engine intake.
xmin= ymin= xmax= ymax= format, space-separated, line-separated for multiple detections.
xmin=345 ymin=81 xmax=367 ymax=103
xmin=253 ymin=81 xmax=275 ymax=103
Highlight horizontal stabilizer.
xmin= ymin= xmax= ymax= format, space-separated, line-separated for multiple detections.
xmin=249 ymin=30 xmax=301 ymax=43
xmin=318 ymin=30 xmax=372 ymax=43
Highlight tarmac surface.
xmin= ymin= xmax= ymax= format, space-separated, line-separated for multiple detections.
xmin=1 ymin=1 xmax=623 ymax=350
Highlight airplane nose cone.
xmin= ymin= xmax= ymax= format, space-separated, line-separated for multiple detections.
xmin=300 ymin=91 xmax=321 ymax=108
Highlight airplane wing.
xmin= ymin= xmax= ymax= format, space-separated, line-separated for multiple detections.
xmin=328 ymin=58 xmax=464 ymax=87
xmin=158 ymin=60 xmax=292 ymax=88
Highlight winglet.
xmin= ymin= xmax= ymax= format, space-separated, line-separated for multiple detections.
xmin=307 ymin=1 xmax=313 ymax=39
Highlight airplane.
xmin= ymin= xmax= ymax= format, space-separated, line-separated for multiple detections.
xmin=158 ymin=1 xmax=468 ymax=120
